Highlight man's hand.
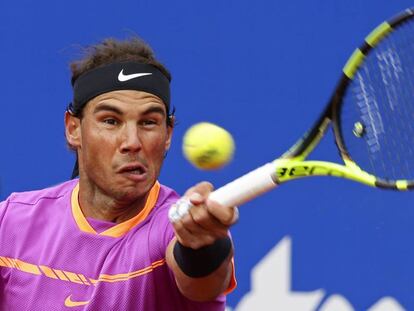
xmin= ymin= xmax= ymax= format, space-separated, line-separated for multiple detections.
xmin=171 ymin=182 xmax=238 ymax=249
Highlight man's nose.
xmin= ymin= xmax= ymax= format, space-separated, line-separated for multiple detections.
xmin=120 ymin=124 xmax=142 ymax=153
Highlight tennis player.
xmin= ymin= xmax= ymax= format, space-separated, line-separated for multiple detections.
xmin=0 ymin=37 xmax=237 ymax=310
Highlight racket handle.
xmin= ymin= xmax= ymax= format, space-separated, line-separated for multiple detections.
xmin=168 ymin=163 xmax=277 ymax=222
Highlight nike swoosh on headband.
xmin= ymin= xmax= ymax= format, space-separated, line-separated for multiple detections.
xmin=118 ymin=69 xmax=152 ymax=82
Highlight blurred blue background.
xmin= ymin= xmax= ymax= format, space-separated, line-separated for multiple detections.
xmin=1 ymin=1 xmax=414 ymax=310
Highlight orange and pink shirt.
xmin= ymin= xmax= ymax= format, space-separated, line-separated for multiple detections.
xmin=0 ymin=180 xmax=235 ymax=310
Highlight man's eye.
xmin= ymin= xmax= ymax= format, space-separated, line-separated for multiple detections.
xmin=103 ymin=118 xmax=118 ymax=125
xmin=141 ymin=120 xmax=157 ymax=126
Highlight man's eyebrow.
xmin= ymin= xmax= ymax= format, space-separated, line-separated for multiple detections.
xmin=142 ymin=106 xmax=167 ymax=117
xmin=93 ymin=104 xmax=123 ymax=115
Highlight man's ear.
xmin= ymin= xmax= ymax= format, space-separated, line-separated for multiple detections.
xmin=65 ymin=111 xmax=81 ymax=149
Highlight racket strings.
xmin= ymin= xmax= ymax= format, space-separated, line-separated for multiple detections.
xmin=340 ymin=18 xmax=414 ymax=181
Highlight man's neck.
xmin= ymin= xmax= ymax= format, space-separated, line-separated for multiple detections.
xmin=77 ymin=181 xmax=148 ymax=224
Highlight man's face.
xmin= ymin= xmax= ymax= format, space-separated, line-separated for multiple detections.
xmin=68 ymin=90 xmax=173 ymax=203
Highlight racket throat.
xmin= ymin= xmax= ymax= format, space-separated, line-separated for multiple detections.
xmin=274 ymin=159 xmax=376 ymax=186
xmin=283 ymin=117 xmax=331 ymax=160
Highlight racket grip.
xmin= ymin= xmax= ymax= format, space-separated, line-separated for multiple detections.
xmin=168 ymin=163 xmax=277 ymax=222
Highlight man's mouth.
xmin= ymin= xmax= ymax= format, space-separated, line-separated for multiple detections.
xmin=124 ymin=167 xmax=145 ymax=175
xmin=118 ymin=163 xmax=147 ymax=176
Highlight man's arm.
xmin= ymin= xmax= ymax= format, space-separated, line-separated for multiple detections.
xmin=166 ymin=182 xmax=238 ymax=301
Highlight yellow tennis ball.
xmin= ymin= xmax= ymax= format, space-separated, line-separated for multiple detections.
xmin=183 ymin=122 xmax=235 ymax=170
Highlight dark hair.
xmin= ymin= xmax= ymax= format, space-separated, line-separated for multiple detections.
xmin=70 ymin=36 xmax=171 ymax=86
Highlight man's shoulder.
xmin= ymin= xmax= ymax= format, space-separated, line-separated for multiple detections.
xmin=148 ymin=183 xmax=180 ymax=224
xmin=157 ymin=183 xmax=180 ymax=208
xmin=7 ymin=179 xmax=78 ymax=206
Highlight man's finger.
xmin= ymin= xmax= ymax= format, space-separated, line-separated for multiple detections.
xmin=207 ymin=199 xmax=239 ymax=226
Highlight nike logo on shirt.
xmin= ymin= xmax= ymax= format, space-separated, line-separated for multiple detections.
xmin=118 ymin=70 xmax=152 ymax=82
xmin=64 ymin=295 xmax=91 ymax=307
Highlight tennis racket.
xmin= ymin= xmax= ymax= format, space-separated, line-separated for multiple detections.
xmin=169 ymin=8 xmax=414 ymax=222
